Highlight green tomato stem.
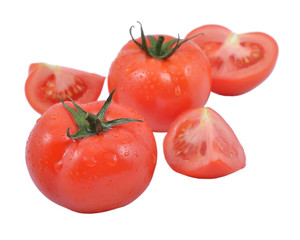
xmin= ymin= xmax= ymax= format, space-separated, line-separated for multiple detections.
xmin=58 ymin=89 xmax=142 ymax=139
xmin=129 ymin=21 xmax=203 ymax=60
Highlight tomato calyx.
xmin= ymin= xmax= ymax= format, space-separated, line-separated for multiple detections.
xmin=130 ymin=22 xmax=202 ymax=59
xmin=59 ymin=89 xmax=143 ymax=139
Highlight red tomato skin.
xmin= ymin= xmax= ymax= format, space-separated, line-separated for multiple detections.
xmin=184 ymin=160 xmax=238 ymax=179
xmin=186 ymin=25 xmax=278 ymax=95
xmin=25 ymin=63 xmax=105 ymax=114
xmin=25 ymin=101 xmax=157 ymax=213
xmin=163 ymin=107 xmax=245 ymax=179
xmin=108 ymin=35 xmax=211 ymax=132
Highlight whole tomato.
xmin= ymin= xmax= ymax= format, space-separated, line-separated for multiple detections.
xmin=108 ymin=22 xmax=211 ymax=132
xmin=25 ymin=90 xmax=157 ymax=213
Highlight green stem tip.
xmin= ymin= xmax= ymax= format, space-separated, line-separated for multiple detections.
xmin=129 ymin=21 xmax=203 ymax=59
xmin=58 ymin=89 xmax=143 ymax=139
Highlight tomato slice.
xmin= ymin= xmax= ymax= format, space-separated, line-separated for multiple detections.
xmin=186 ymin=25 xmax=278 ymax=95
xmin=163 ymin=107 xmax=246 ymax=178
xmin=25 ymin=63 xmax=105 ymax=114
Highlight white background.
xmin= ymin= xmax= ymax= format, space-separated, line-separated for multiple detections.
xmin=1 ymin=0 xmax=299 ymax=239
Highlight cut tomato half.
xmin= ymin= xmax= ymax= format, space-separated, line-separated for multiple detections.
xmin=163 ymin=107 xmax=246 ymax=179
xmin=25 ymin=63 xmax=105 ymax=114
xmin=186 ymin=25 xmax=278 ymax=95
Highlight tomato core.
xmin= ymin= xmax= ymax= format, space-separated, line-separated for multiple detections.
xmin=201 ymin=32 xmax=264 ymax=72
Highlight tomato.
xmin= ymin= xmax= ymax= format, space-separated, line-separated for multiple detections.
xmin=25 ymin=91 xmax=157 ymax=213
xmin=108 ymin=23 xmax=211 ymax=132
xmin=25 ymin=63 xmax=105 ymax=114
xmin=186 ymin=24 xmax=278 ymax=95
xmin=163 ymin=107 xmax=245 ymax=179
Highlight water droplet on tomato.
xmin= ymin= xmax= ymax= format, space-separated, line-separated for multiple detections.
xmin=55 ymin=161 xmax=63 ymax=172
xmin=125 ymin=68 xmax=133 ymax=75
xmin=106 ymin=154 xmax=118 ymax=166
xmin=113 ymin=132 xmax=119 ymax=137
xmin=147 ymin=71 xmax=154 ymax=76
xmin=175 ymin=86 xmax=181 ymax=96
xmin=85 ymin=157 xmax=97 ymax=167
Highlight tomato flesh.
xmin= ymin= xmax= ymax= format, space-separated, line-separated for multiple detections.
xmin=25 ymin=63 xmax=105 ymax=114
xmin=39 ymin=71 xmax=86 ymax=101
xmin=186 ymin=25 xmax=278 ymax=95
xmin=163 ymin=107 xmax=246 ymax=179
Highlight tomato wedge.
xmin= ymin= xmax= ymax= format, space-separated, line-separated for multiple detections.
xmin=163 ymin=107 xmax=246 ymax=179
xmin=186 ymin=25 xmax=278 ymax=95
xmin=25 ymin=63 xmax=105 ymax=114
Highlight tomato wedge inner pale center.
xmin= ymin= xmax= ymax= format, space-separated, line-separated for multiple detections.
xmin=203 ymin=33 xmax=264 ymax=74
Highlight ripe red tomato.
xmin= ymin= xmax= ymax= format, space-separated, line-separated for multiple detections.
xmin=108 ymin=23 xmax=211 ymax=132
xmin=25 ymin=63 xmax=105 ymax=114
xmin=25 ymin=92 xmax=157 ymax=213
xmin=163 ymin=107 xmax=245 ymax=179
xmin=186 ymin=24 xmax=278 ymax=95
